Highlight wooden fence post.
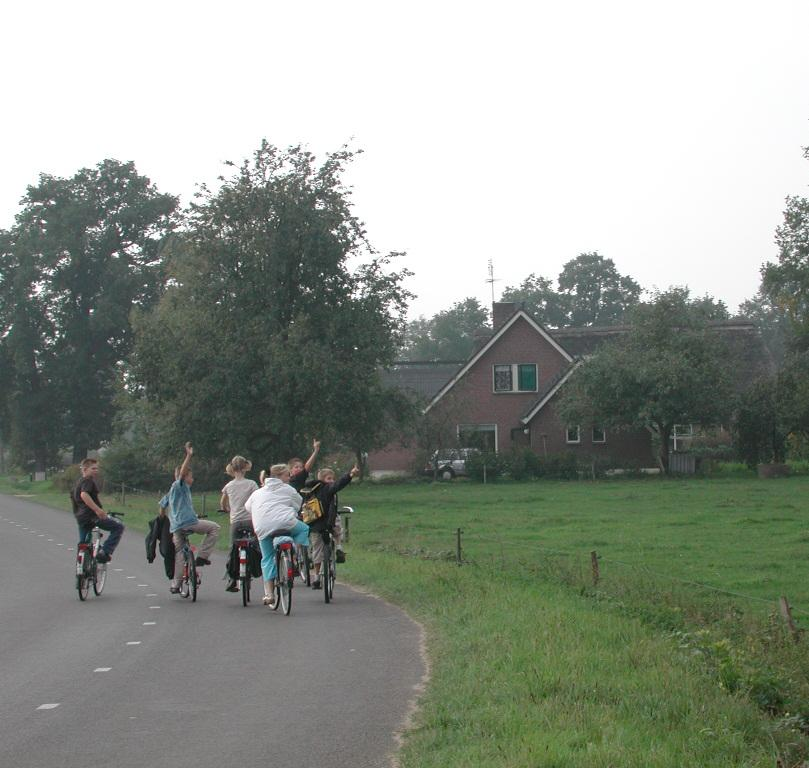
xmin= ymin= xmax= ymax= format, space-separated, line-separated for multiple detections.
xmin=456 ymin=528 xmax=463 ymax=566
xmin=779 ymin=596 xmax=800 ymax=643
xmin=591 ymin=550 xmax=600 ymax=586
xmin=344 ymin=514 xmax=350 ymax=543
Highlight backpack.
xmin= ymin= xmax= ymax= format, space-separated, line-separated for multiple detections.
xmin=300 ymin=483 xmax=324 ymax=525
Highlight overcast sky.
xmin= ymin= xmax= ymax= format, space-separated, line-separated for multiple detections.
xmin=2 ymin=0 xmax=808 ymax=319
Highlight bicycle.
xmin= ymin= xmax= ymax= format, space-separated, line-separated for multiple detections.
xmin=319 ymin=528 xmax=337 ymax=604
xmin=174 ymin=530 xmax=201 ymax=602
xmin=267 ymin=530 xmax=298 ymax=616
xmin=294 ymin=542 xmax=311 ymax=586
xmin=234 ymin=530 xmax=259 ymax=607
xmin=76 ymin=512 xmax=124 ymax=601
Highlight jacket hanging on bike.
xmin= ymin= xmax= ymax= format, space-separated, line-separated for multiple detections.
xmin=145 ymin=514 xmax=176 ymax=579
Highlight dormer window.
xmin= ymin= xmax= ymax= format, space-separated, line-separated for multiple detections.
xmin=493 ymin=364 xmax=538 ymax=393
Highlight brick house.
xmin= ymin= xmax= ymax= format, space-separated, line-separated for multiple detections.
xmin=366 ymin=302 xmax=772 ymax=477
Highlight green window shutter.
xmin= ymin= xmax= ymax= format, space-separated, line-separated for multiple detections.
xmin=518 ymin=364 xmax=537 ymax=391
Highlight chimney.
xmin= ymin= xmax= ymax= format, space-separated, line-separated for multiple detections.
xmin=493 ymin=302 xmax=518 ymax=330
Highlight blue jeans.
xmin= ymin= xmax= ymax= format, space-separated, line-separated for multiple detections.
xmin=77 ymin=515 xmax=124 ymax=556
xmin=259 ymin=520 xmax=309 ymax=581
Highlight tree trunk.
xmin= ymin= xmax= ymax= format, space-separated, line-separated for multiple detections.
xmin=658 ymin=423 xmax=672 ymax=474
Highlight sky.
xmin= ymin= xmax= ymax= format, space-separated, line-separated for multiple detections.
xmin=1 ymin=0 xmax=808 ymax=319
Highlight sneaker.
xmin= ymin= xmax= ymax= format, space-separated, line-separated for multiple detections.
xmin=225 ymin=579 xmax=239 ymax=593
xmin=262 ymin=595 xmax=275 ymax=607
xmin=170 ymin=586 xmax=181 ymax=594
xmin=336 ymin=550 xmax=346 ymax=563
xmin=311 ymin=579 xmax=321 ymax=590
xmin=95 ymin=549 xmax=110 ymax=564
xmin=194 ymin=556 xmax=211 ymax=566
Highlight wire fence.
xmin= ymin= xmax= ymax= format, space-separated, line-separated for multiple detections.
xmin=364 ymin=524 xmax=809 ymax=634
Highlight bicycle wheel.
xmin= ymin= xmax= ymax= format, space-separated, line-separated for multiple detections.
xmin=295 ymin=543 xmax=309 ymax=586
xmin=323 ymin=543 xmax=333 ymax=604
xmin=327 ymin=546 xmax=336 ymax=600
xmin=242 ymin=573 xmax=250 ymax=607
xmin=278 ymin=551 xmax=292 ymax=615
xmin=77 ymin=573 xmax=90 ymax=601
xmin=179 ymin=554 xmax=191 ymax=599
xmin=93 ymin=562 xmax=107 ymax=596
xmin=190 ymin=556 xmax=198 ymax=602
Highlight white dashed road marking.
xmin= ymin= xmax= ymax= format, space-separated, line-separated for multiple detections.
xmin=148 ymin=606 xmax=161 ymax=609
xmin=126 ymin=576 xmax=136 ymax=580
xmin=126 ymin=641 xmax=142 ymax=646
xmin=137 ymin=584 xmax=149 ymax=587
xmin=37 ymin=703 xmax=60 ymax=710
xmin=143 ymin=622 xmax=156 ymax=626
xmin=94 ymin=668 xmax=112 ymax=672
xmin=146 ymin=593 xmax=157 ymax=597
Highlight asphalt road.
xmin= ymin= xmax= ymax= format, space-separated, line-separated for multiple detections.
xmin=0 ymin=494 xmax=425 ymax=768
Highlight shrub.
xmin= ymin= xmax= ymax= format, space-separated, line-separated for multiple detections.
xmin=538 ymin=452 xmax=580 ymax=480
xmin=100 ymin=443 xmax=167 ymax=491
xmin=503 ymin=448 xmax=541 ymax=480
xmin=465 ymin=451 xmax=504 ymax=481
xmin=51 ymin=465 xmax=82 ymax=492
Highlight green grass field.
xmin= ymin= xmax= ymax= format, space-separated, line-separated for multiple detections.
xmin=4 ymin=473 xmax=809 ymax=766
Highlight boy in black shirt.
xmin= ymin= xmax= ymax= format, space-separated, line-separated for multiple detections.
xmin=304 ymin=464 xmax=359 ymax=588
xmin=71 ymin=458 xmax=124 ymax=563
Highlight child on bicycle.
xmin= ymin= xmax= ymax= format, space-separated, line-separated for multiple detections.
xmin=303 ymin=464 xmax=359 ymax=589
xmin=288 ymin=438 xmax=321 ymax=492
xmin=245 ymin=464 xmax=310 ymax=607
xmin=220 ymin=455 xmax=258 ymax=592
xmin=167 ymin=442 xmax=220 ymax=594
xmin=71 ymin=457 xmax=124 ymax=563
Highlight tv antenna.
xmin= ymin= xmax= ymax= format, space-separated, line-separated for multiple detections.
xmin=485 ymin=259 xmax=500 ymax=304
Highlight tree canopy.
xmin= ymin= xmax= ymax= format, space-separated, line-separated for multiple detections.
xmin=129 ymin=142 xmax=412 ymax=468
xmin=0 ymin=160 xmax=178 ymax=467
xmin=400 ymin=297 xmax=490 ymax=361
xmin=557 ymin=289 xmax=735 ymax=472
xmin=502 ymin=252 xmax=641 ymax=328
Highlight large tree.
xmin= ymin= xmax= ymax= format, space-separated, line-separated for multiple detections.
xmin=401 ymin=298 xmax=490 ymax=361
xmin=557 ymin=288 xmax=735 ymax=472
xmin=500 ymin=273 xmax=567 ymax=327
xmin=130 ymin=142 xmax=412 ymax=468
xmin=557 ymin=252 xmax=642 ymax=326
xmin=0 ymin=160 xmax=177 ymax=466
xmin=762 ymin=144 xmax=809 ymax=352
xmin=501 ymin=252 xmax=641 ymax=328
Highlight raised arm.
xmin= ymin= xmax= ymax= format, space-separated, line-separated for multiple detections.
xmin=178 ymin=441 xmax=193 ymax=480
xmin=304 ymin=439 xmax=321 ymax=473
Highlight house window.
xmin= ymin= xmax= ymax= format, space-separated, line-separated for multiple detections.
xmin=493 ymin=363 xmax=538 ymax=393
xmin=592 ymin=426 xmax=606 ymax=444
xmin=493 ymin=365 xmax=513 ymax=392
xmin=672 ymin=424 xmax=694 ymax=452
xmin=458 ymin=424 xmax=497 ymax=452
xmin=566 ymin=425 xmax=581 ymax=444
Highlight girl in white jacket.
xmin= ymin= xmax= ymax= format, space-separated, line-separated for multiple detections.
xmin=245 ymin=463 xmax=310 ymax=606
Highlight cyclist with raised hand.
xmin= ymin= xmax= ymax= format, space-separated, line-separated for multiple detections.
xmin=288 ymin=438 xmax=321 ymax=492
xmin=303 ymin=464 xmax=360 ymax=589
xmin=72 ymin=457 xmax=124 ymax=564
xmin=245 ymin=464 xmax=309 ymax=607
xmin=167 ymin=442 xmax=220 ymax=594
xmin=220 ymin=455 xmax=258 ymax=592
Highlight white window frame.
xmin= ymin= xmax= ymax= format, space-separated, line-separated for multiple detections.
xmin=566 ymin=425 xmax=581 ymax=444
xmin=457 ymin=423 xmax=498 ymax=452
xmin=592 ymin=426 xmax=606 ymax=444
xmin=492 ymin=363 xmax=538 ymax=393
xmin=672 ymin=424 xmax=694 ymax=452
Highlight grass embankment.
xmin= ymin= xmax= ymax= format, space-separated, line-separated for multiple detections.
xmin=4 ymin=474 xmax=809 ymax=766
